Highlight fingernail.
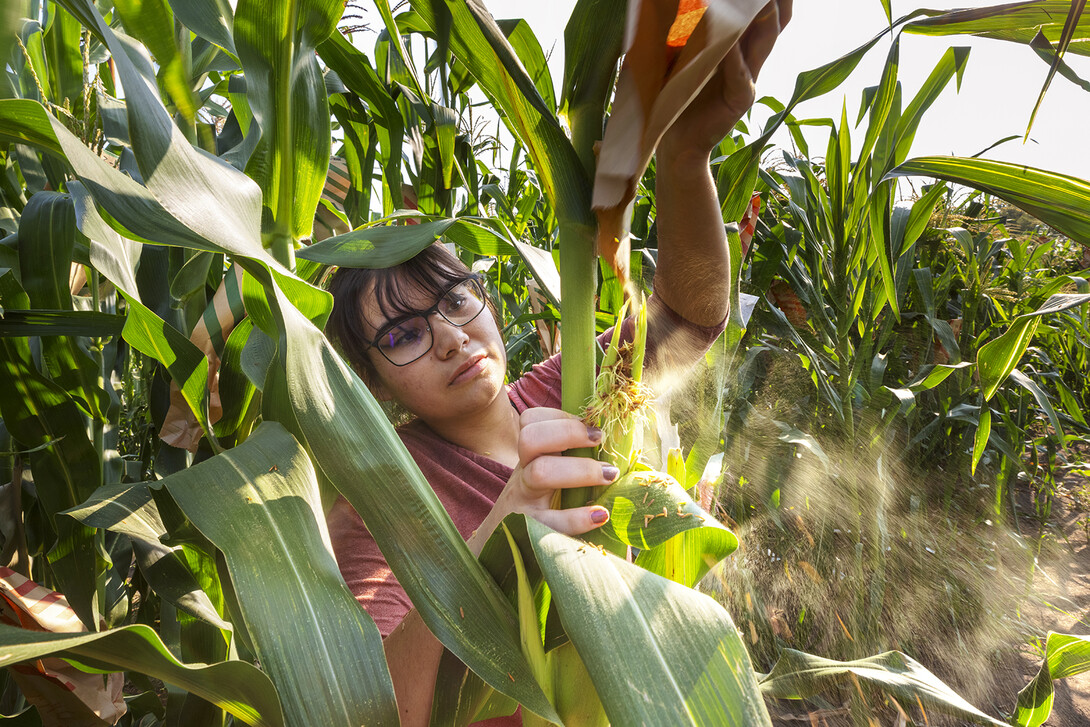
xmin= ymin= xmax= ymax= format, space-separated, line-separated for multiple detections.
xmin=587 ymin=425 xmax=603 ymax=443
xmin=602 ymin=464 xmax=619 ymax=482
xmin=591 ymin=508 xmax=609 ymax=525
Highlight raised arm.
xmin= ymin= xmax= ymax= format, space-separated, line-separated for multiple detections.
xmin=652 ymin=0 xmax=792 ymax=327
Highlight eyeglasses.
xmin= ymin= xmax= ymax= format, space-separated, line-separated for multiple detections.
xmin=365 ymin=276 xmax=488 ymax=366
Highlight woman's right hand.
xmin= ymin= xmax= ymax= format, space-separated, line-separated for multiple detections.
xmin=469 ymin=408 xmax=617 ymax=553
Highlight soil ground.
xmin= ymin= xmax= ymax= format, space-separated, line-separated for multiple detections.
xmin=990 ymin=470 xmax=1090 ymax=726
xmin=767 ymin=466 xmax=1090 ymax=727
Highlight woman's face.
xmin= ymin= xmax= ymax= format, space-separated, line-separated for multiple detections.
xmin=359 ymin=275 xmax=508 ymax=425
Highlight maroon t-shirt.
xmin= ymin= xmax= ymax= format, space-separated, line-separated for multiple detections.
xmin=326 ymin=297 xmax=725 ymax=723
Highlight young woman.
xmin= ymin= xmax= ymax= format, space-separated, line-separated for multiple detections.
xmin=325 ymin=3 xmax=790 ymax=723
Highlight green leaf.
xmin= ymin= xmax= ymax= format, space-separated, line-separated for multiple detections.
xmin=890 ymin=46 xmax=970 ymax=170
xmin=1008 ymin=369 xmax=1064 ymax=442
xmin=170 ymin=0 xmax=238 ymax=57
xmin=65 ymin=482 xmax=232 ymax=631
xmin=0 ymin=623 xmax=283 ymax=727
xmin=56 ymin=0 xmax=268 ymax=260
xmin=868 ymin=184 xmax=899 ymax=319
xmin=523 ymin=516 xmax=771 ymax=726
xmin=70 ymin=183 xmax=213 ymax=439
xmin=905 ymin=1 xmax=1090 ymax=58
xmin=719 ymin=24 xmax=893 ymax=219
xmin=0 ymin=269 xmax=104 ymax=628
xmin=976 ymin=293 xmax=1090 ymax=400
xmin=162 ymin=422 xmax=400 ymax=726
xmin=1028 ymin=29 xmax=1090 ymax=94
xmin=978 ymin=316 xmax=1039 ymax=401
xmin=238 ymin=267 xmax=560 ymax=722
xmin=886 ymin=156 xmax=1090 ymax=245
xmin=409 ymin=0 xmax=591 ymax=227
xmin=901 ymin=181 xmax=947 ymax=255
xmin=297 ymin=216 xmax=516 ymax=266
xmin=0 ymin=310 xmax=126 ymax=337
xmin=496 ymin=18 xmax=555 ymax=112
xmin=907 ymin=361 xmax=972 ymax=392
xmin=1015 ymin=633 xmax=1090 ymax=727
xmin=234 ymin=0 xmax=342 ymax=259
xmin=759 ymin=649 xmax=1006 ymax=726
xmin=18 ymin=192 xmax=76 ymax=310
xmin=501 ymin=522 xmax=552 ymax=704
xmin=114 ymin=0 xmax=198 ymax=123
xmin=317 ymin=32 xmax=405 ymax=211
xmin=1024 ymin=0 xmax=1085 ymax=137
xmin=857 ymin=37 xmax=899 ymax=170
xmin=17 ymin=191 xmax=111 ymax=421
xmin=972 ymin=407 xmax=991 ymax=476
xmin=42 ymin=4 xmax=83 ymax=108
xmin=589 ymin=469 xmax=737 ymax=555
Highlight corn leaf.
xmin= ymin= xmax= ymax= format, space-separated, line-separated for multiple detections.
xmin=496 ymin=18 xmax=556 ymax=112
xmin=70 ymin=183 xmax=214 ymax=440
xmin=65 ymin=482 xmax=232 ymax=631
xmin=0 ymin=310 xmax=125 ymax=337
xmin=589 ymin=469 xmax=737 ymax=555
xmin=0 ymin=623 xmax=282 ymax=727
xmin=972 ymin=407 xmax=992 ymax=476
xmin=408 ymin=0 xmax=591 ymax=226
xmin=161 ymin=422 xmax=400 ymax=727
xmin=0 ymin=270 xmax=104 ymax=628
xmin=297 ymin=216 xmax=516 ymax=266
xmin=234 ymin=0 xmax=341 ymax=254
xmin=17 ymin=191 xmax=110 ymax=421
xmin=759 ymin=649 xmax=1007 ymax=726
xmin=886 ymin=156 xmax=1090 ymax=245
xmin=890 ymin=46 xmax=970 ymax=172
xmin=718 ymin=24 xmax=893 ymax=219
xmin=170 ymin=0 xmax=238 ymax=58
xmin=55 ymin=0 xmax=267 ymax=259
xmin=113 ymin=0 xmax=197 ymax=124
xmin=1015 ymin=632 xmax=1090 ymax=727
xmin=904 ymin=1 xmax=1090 ymax=58
xmin=317 ymin=32 xmax=405 ymax=211
xmin=521 ymin=515 xmax=771 ymax=726
xmin=1008 ymin=369 xmax=1065 ymax=442
xmin=976 ymin=293 xmax=1090 ymax=400
xmin=238 ymin=267 xmax=561 ymax=723
xmin=1024 ymin=0 xmax=1088 ymax=137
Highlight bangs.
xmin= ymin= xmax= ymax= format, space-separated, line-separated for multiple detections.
xmin=367 ymin=259 xmax=468 ymax=326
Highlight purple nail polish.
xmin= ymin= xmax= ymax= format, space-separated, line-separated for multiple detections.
xmin=587 ymin=425 xmax=604 ymax=443
xmin=591 ymin=508 xmax=609 ymax=524
xmin=602 ymin=464 xmax=619 ymax=482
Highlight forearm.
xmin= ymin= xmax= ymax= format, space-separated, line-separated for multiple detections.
xmin=383 ymin=608 xmax=445 ymax=727
xmin=652 ymin=146 xmax=730 ymax=327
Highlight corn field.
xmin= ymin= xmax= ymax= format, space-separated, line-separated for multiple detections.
xmin=1 ymin=0 xmax=1090 ymax=725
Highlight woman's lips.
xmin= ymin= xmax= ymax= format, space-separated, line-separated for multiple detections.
xmin=449 ymin=353 xmax=487 ymax=386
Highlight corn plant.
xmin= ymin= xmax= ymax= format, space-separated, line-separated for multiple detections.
xmin=0 ymin=0 xmax=1073 ymax=725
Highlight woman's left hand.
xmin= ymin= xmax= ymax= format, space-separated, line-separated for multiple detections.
xmin=659 ymin=0 xmax=793 ymax=160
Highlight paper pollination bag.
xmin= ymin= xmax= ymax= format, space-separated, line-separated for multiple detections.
xmin=593 ymin=0 xmax=770 ymax=288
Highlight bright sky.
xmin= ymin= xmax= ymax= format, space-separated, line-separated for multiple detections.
xmin=486 ymin=0 xmax=1090 ymax=181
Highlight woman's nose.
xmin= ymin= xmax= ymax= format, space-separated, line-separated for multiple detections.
xmin=430 ymin=314 xmax=469 ymax=358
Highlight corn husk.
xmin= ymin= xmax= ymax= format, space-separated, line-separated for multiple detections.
xmin=584 ymin=302 xmax=652 ymax=476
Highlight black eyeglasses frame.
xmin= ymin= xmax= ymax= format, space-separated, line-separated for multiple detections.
xmin=363 ymin=275 xmax=488 ymax=367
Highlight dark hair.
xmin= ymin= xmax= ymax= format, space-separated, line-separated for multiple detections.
xmin=326 ymin=244 xmax=480 ymax=383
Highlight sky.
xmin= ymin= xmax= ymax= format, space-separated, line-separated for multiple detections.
xmin=485 ymin=0 xmax=1090 ymax=181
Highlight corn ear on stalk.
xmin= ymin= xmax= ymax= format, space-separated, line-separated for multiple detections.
xmin=584 ymin=301 xmax=653 ymax=476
